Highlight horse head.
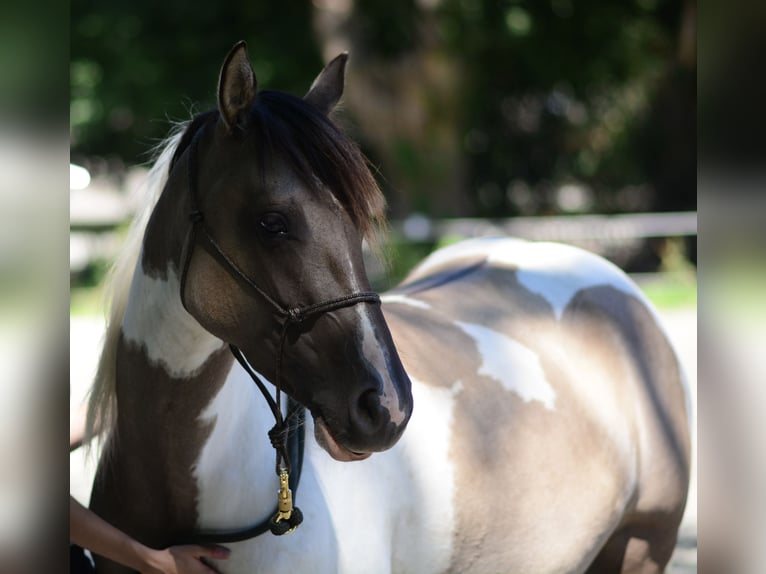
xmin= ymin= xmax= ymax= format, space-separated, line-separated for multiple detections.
xmin=178 ymin=42 xmax=412 ymax=461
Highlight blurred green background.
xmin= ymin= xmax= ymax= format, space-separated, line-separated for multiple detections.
xmin=70 ymin=0 xmax=697 ymax=309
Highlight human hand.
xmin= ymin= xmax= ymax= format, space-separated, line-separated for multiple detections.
xmin=141 ymin=544 xmax=230 ymax=574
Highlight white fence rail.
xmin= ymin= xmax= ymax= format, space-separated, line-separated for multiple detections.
xmin=71 ymin=201 xmax=697 ymax=273
xmin=394 ymin=211 xmax=697 ymax=242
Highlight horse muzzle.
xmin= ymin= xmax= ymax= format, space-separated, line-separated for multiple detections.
xmin=314 ymin=416 xmax=372 ymax=461
xmin=311 ymin=367 xmax=413 ymax=461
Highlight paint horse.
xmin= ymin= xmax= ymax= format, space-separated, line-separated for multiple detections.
xmin=87 ymin=42 xmax=690 ymax=573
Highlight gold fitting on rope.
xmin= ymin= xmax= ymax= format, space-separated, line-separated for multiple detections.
xmin=268 ymin=467 xmax=302 ymax=535
xmin=275 ymin=469 xmax=294 ymax=523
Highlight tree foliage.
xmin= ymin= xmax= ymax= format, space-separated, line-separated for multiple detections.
xmin=71 ymin=0 xmax=694 ymax=216
xmin=71 ymin=1 xmax=322 ymax=162
xmin=434 ymin=0 xmax=688 ymax=215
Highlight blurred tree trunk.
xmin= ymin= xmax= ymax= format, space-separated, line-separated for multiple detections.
xmin=637 ymin=0 xmax=696 ymax=265
xmin=312 ymin=0 xmax=470 ymax=218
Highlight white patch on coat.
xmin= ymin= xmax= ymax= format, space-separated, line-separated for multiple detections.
xmin=194 ymin=364 xmax=340 ymax=573
xmin=194 ymin=364 xmax=277 ymax=530
xmin=412 ymin=237 xmax=642 ymax=320
xmin=311 ymin=377 xmax=460 ymax=574
xmin=121 ymin=263 xmax=224 ymax=376
xmin=390 ymin=378 xmax=461 ymax=572
xmin=195 ymin=373 xmax=458 ymax=573
xmin=381 ymin=294 xmax=432 ymax=309
xmin=490 ymin=242 xmax=641 ymax=321
xmin=455 ymin=321 xmax=556 ymax=410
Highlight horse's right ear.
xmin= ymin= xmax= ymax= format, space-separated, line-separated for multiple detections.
xmin=217 ymin=41 xmax=257 ymax=133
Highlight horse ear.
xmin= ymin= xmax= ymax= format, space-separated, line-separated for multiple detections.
xmin=217 ymin=41 xmax=257 ymax=132
xmin=304 ymin=53 xmax=348 ymax=115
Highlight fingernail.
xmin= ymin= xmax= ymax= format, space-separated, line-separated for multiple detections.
xmin=214 ymin=546 xmax=231 ymax=558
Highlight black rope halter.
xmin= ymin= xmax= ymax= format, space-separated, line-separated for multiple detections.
xmin=177 ymin=116 xmax=381 ymax=542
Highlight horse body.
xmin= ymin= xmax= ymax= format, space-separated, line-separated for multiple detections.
xmin=88 ymin=42 xmax=689 ymax=574
xmin=381 ymin=238 xmax=690 ymax=573
xmin=93 ymin=237 xmax=689 ymax=574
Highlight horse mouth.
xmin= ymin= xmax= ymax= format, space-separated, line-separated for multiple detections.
xmin=314 ymin=417 xmax=371 ymax=462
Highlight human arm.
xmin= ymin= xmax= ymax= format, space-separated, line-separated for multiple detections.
xmin=69 ymin=496 xmax=229 ymax=573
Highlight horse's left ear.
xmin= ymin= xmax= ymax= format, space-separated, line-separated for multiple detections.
xmin=304 ymin=53 xmax=348 ymax=115
xmin=218 ymin=41 xmax=257 ymax=133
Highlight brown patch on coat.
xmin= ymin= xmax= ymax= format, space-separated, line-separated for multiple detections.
xmin=90 ymin=337 xmax=232 ymax=573
xmin=569 ymin=286 xmax=690 ymax=573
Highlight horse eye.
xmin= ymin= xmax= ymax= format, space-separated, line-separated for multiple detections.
xmin=259 ymin=212 xmax=288 ymax=235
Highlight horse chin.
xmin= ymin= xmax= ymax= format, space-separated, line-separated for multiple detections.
xmin=314 ymin=417 xmax=372 ymax=462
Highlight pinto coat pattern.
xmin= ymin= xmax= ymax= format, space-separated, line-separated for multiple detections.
xmin=87 ymin=42 xmax=689 ymax=574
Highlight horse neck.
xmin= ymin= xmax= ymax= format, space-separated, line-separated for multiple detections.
xmin=117 ymin=139 xmax=228 ymax=386
xmin=109 ymin=145 xmax=291 ymax=534
xmin=116 ymin=253 xmax=230 ymax=427
xmin=116 ymin=148 xmax=229 ymax=432
xmin=114 ymin=238 xmax=283 ymax=536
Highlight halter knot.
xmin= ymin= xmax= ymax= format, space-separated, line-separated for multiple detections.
xmin=268 ymin=423 xmax=289 ymax=451
xmin=285 ymin=308 xmax=304 ymax=324
xmin=189 ymin=210 xmax=204 ymax=223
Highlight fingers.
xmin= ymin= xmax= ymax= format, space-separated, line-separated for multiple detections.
xmin=167 ymin=545 xmax=231 ymax=574
xmin=196 ymin=547 xmax=229 ymax=574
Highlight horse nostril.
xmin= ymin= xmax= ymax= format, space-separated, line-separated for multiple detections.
xmin=353 ymin=388 xmax=385 ymax=432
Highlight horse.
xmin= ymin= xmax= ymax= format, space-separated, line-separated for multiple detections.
xmin=86 ymin=41 xmax=690 ymax=573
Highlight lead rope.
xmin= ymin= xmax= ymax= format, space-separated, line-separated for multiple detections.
xmin=230 ymin=343 xmax=304 ymax=536
xmin=178 ymin=118 xmax=380 ymax=541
